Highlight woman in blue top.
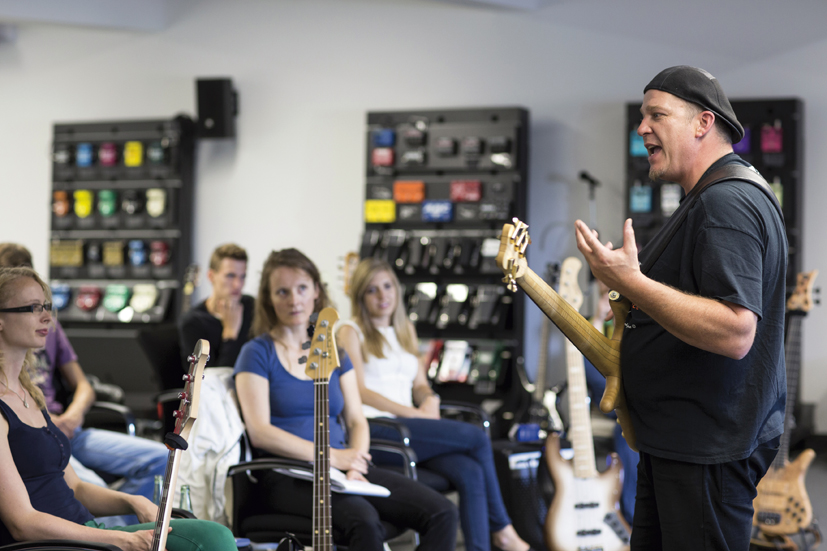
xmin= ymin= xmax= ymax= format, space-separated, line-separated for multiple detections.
xmin=0 ymin=267 xmax=235 ymax=551
xmin=234 ymin=248 xmax=457 ymax=551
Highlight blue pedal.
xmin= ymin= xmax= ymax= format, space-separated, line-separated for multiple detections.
xmin=372 ymin=128 xmax=396 ymax=148
xmin=421 ymin=200 xmax=453 ymax=223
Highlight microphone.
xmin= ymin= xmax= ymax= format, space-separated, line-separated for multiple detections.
xmin=579 ymin=170 xmax=601 ymax=187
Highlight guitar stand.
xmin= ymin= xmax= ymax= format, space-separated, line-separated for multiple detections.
xmin=276 ymin=533 xmax=304 ymax=551
xmin=750 ymin=520 xmax=823 ymax=551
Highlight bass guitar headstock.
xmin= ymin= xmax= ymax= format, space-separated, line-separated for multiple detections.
xmin=174 ymin=339 xmax=210 ymax=441
xmin=787 ymin=270 xmax=819 ymax=314
xmin=301 ymin=307 xmax=341 ymax=382
xmin=496 ymin=218 xmax=531 ymax=292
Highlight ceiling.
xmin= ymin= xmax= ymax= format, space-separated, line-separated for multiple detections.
xmin=1 ymin=0 xmax=826 ymax=64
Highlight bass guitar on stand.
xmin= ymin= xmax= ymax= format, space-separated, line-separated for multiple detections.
xmin=751 ymin=270 xmax=822 ymax=549
xmin=496 ymin=218 xmax=637 ymax=451
xmin=544 ymin=256 xmax=630 ymax=551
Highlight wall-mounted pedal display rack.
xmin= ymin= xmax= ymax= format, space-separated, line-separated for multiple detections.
xmin=625 ymin=98 xmax=803 ymax=287
xmin=49 ymin=117 xmax=196 ymax=407
xmin=362 ymin=107 xmax=529 ymax=435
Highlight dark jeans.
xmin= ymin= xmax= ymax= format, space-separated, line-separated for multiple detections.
xmin=260 ymin=464 xmax=457 ymax=551
xmin=631 ymin=437 xmax=779 ymax=551
xmin=371 ymin=418 xmax=512 ymax=551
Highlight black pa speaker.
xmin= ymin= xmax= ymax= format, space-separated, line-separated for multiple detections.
xmin=196 ymin=78 xmax=238 ymax=138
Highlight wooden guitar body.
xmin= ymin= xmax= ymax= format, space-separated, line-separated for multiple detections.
xmin=752 ymin=270 xmax=819 ymax=540
xmin=753 ymin=450 xmax=815 ymax=535
xmin=544 ymin=433 xmax=630 ymax=551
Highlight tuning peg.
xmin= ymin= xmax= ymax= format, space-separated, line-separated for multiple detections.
xmin=302 ymin=341 xmax=311 ymax=350
xmin=309 ymin=312 xmax=319 ymax=323
xmin=298 ymin=356 xmax=308 ymax=365
xmin=182 ymin=374 xmax=195 ymax=382
xmin=187 ymin=354 xmax=196 ymax=364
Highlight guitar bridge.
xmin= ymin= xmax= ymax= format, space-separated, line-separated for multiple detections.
xmin=603 ymin=512 xmax=631 ymax=545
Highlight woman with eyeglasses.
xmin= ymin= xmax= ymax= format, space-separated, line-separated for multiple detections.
xmin=337 ymin=258 xmax=532 ymax=551
xmin=0 ymin=267 xmax=235 ymax=550
xmin=234 ymin=248 xmax=458 ymax=551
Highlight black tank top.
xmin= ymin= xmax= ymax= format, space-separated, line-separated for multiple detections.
xmin=0 ymin=399 xmax=93 ymax=544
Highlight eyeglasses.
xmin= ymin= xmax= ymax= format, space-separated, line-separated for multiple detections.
xmin=0 ymin=302 xmax=53 ymax=314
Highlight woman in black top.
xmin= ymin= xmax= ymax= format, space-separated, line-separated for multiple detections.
xmin=0 ymin=267 xmax=234 ymax=551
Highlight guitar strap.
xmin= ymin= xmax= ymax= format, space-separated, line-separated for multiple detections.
xmin=637 ymin=164 xmax=784 ymax=275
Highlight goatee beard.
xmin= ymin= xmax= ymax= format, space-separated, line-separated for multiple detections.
xmin=649 ymin=166 xmax=666 ymax=182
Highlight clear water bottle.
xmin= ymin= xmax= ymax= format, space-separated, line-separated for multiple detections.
xmin=152 ymin=475 xmax=164 ymax=505
xmin=179 ymin=484 xmax=193 ymax=513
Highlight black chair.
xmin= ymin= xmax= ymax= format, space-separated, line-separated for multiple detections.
xmin=136 ymin=324 xmax=186 ymax=435
xmin=227 ymin=440 xmax=417 ymax=546
xmin=136 ymin=324 xmax=186 ymax=391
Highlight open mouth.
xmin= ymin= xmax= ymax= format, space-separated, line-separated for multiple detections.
xmin=646 ymin=144 xmax=662 ymax=158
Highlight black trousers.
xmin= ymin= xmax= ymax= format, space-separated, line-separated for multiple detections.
xmin=631 ymin=437 xmax=779 ymax=551
xmin=260 ymin=465 xmax=458 ymax=551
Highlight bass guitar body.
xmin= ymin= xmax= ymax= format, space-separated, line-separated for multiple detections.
xmin=544 ymin=433 xmax=630 ymax=551
xmin=752 ymin=270 xmax=819 ymax=541
xmin=753 ymin=450 xmax=815 ymax=535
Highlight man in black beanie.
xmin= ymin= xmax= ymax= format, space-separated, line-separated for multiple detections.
xmin=575 ymin=66 xmax=787 ymax=549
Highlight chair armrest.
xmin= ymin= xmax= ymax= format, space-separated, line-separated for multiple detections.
xmin=369 ymin=439 xmax=419 ymax=480
xmin=87 ymin=402 xmax=136 ymax=437
xmin=0 ymin=541 xmax=122 ymax=551
xmin=155 ymin=389 xmax=184 ymax=406
xmin=227 ymin=457 xmax=314 ymax=479
xmin=367 ymin=417 xmax=414 ymax=446
xmin=440 ymin=401 xmax=491 ymax=437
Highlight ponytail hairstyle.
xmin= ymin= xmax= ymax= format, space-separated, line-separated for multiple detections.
xmin=348 ymin=257 xmax=418 ymax=359
xmin=251 ymin=248 xmax=331 ymax=337
xmin=0 ymin=267 xmax=49 ymax=410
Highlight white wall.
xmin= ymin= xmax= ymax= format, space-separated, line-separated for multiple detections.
xmin=1 ymin=0 xmax=826 ymax=428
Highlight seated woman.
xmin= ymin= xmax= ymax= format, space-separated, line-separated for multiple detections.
xmin=234 ymin=248 xmax=457 ymax=551
xmin=0 ymin=267 xmax=235 ymax=551
xmin=337 ymin=258 xmax=532 ymax=551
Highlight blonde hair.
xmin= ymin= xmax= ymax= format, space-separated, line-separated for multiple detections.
xmin=348 ymin=258 xmax=418 ymax=359
xmin=251 ymin=248 xmax=332 ymax=337
xmin=0 ymin=267 xmax=49 ymax=410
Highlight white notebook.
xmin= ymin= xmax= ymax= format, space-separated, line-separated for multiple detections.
xmin=276 ymin=466 xmax=391 ymax=497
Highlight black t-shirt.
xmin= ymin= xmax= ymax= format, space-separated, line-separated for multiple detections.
xmin=178 ymin=295 xmax=255 ymax=368
xmin=622 ymin=154 xmax=787 ymax=464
